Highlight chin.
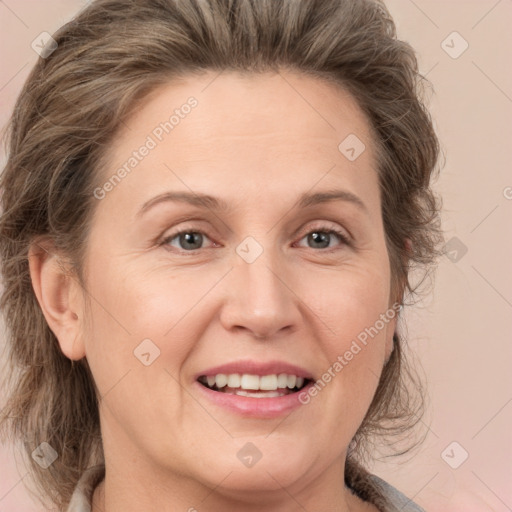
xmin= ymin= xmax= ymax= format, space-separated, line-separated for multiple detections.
xmin=209 ymin=465 xmax=303 ymax=495
xmin=206 ymin=450 xmax=309 ymax=493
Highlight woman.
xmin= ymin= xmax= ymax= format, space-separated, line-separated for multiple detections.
xmin=0 ymin=0 xmax=443 ymax=510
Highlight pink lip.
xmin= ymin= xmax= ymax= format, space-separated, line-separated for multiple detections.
xmin=194 ymin=359 xmax=315 ymax=380
xmin=194 ymin=379 xmax=315 ymax=418
xmin=193 ymin=360 xmax=316 ymax=418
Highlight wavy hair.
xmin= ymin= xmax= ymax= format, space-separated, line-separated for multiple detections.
xmin=0 ymin=0 xmax=443 ymax=509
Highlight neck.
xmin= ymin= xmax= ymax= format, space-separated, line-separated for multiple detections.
xmin=91 ymin=458 xmax=379 ymax=512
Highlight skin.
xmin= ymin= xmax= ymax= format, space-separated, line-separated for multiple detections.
xmin=29 ymin=70 xmax=401 ymax=511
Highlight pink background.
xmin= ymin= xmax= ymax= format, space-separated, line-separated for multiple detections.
xmin=1 ymin=1 xmax=511 ymax=510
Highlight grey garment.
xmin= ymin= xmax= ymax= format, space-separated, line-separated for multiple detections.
xmin=369 ymin=474 xmax=426 ymax=512
xmin=65 ymin=464 xmax=426 ymax=512
xmin=65 ymin=465 xmax=105 ymax=512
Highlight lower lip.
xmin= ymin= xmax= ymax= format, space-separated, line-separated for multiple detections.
xmin=194 ymin=380 xmax=314 ymax=418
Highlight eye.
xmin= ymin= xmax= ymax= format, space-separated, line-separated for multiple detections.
xmin=161 ymin=229 xmax=214 ymax=251
xmin=295 ymin=225 xmax=351 ymax=251
xmin=159 ymin=224 xmax=351 ymax=253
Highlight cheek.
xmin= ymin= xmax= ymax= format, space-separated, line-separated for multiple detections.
xmin=81 ymin=260 xmax=213 ymax=381
xmin=79 ymin=264 xmax=194 ymax=443
xmin=308 ymin=259 xmax=392 ymax=344
xmin=300 ymin=260 xmax=394 ymax=416
xmin=82 ymin=227 xmax=393 ymax=387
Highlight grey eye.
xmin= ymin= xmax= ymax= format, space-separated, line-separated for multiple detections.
xmin=166 ymin=231 xmax=208 ymax=251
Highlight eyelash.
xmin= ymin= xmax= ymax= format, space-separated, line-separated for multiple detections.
xmin=159 ymin=223 xmax=351 ymax=254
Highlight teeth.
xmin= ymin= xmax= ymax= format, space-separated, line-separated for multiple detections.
xmin=259 ymin=374 xmax=278 ymax=391
xmin=202 ymin=373 xmax=308 ymax=392
xmin=229 ymin=389 xmax=285 ymax=398
xmin=277 ymin=373 xmax=288 ymax=388
xmin=240 ymin=374 xmax=260 ymax=390
xmin=227 ymin=374 xmax=241 ymax=387
xmin=215 ymin=374 xmax=228 ymax=388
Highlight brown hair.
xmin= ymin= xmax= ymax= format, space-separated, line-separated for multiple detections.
xmin=0 ymin=0 xmax=443 ymax=509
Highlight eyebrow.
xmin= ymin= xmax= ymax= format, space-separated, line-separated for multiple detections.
xmin=138 ymin=188 xmax=368 ymax=217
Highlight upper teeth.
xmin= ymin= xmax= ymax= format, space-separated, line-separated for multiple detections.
xmin=204 ymin=373 xmax=305 ymax=391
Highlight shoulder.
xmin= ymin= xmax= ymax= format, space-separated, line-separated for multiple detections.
xmin=368 ymin=474 xmax=426 ymax=512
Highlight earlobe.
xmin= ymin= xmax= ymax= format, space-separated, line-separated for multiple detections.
xmin=384 ymin=330 xmax=396 ymax=364
xmin=384 ymin=306 xmax=400 ymax=364
xmin=385 ymin=237 xmax=410 ymax=362
xmin=28 ymin=240 xmax=86 ymax=361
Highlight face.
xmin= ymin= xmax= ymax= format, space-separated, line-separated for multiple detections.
xmin=75 ymin=71 xmax=398 ymax=497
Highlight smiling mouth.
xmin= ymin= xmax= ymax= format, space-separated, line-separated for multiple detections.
xmin=197 ymin=373 xmax=311 ymax=398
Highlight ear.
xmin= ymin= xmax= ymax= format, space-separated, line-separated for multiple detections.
xmin=28 ymin=239 xmax=86 ymax=360
xmin=384 ymin=312 xmax=398 ymax=364
xmin=385 ymin=237 xmax=411 ymax=362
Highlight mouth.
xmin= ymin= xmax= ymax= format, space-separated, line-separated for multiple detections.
xmin=197 ymin=373 xmax=312 ymax=398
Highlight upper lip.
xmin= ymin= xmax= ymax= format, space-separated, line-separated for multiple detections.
xmin=195 ymin=360 xmax=315 ymax=381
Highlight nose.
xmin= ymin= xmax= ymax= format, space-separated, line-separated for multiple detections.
xmin=219 ymin=246 xmax=302 ymax=340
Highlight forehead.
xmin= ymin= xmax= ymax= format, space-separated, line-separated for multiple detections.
xmin=109 ymin=70 xmax=374 ymax=156
xmin=97 ymin=70 xmax=380 ymax=216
